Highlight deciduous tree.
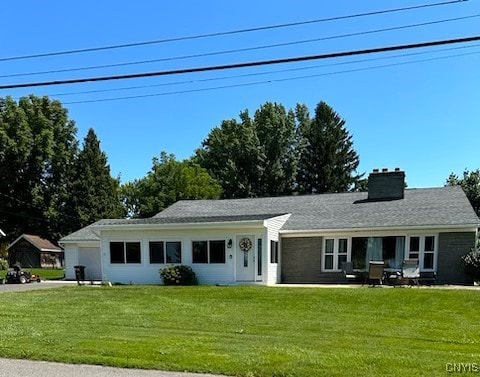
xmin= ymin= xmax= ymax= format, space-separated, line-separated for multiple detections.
xmin=0 ymin=95 xmax=78 ymax=241
xmin=121 ymin=152 xmax=222 ymax=218
xmin=446 ymin=169 xmax=480 ymax=216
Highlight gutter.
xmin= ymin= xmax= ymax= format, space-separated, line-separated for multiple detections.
xmin=280 ymin=223 xmax=480 ymax=236
xmin=92 ymin=219 xmax=267 ymax=232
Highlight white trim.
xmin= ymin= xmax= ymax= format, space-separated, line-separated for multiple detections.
xmin=321 ymin=237 xmax=350 ymax=272
xmin=94 ymin=220 xmax=267 ymax=232
xmin=280 ymin=225 xmax=479 ymax=237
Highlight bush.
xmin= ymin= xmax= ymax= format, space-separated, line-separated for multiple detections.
xmin=0 ymin=259 xmax=8 ymax=270
xmin=160 ymin=265 xmax=198 ymax=286
xmin=461 ymin=249 xmax=480 ymax=282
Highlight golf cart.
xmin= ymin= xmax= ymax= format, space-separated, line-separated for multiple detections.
xmin=5 ymin=265 xmax=41 ymax=284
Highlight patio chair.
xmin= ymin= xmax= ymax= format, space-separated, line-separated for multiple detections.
xmin=402 ymin=259 xmax=420 ymax=286
xmin=365 ymin=261 xmax=385 ymax=287
xmin=341 ymin=261 xmax=358 ymax=282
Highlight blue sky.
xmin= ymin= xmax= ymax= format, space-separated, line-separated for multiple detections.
xmin=1 ymin=0 xmax=479 ymax=188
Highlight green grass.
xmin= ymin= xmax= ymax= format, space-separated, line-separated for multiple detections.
xmin=0 ymin=268 xmax=64 ymax=280
xmin=0 ymin=286 xmax=478 ymax=376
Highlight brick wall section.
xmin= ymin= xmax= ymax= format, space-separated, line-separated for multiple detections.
xmin=437 ymin=232 xmax=475 ymax=285
xmin=281 ymin=237 xmax=323 ymax=283
xmin=368 ymin=171 xmax=405 ymax=200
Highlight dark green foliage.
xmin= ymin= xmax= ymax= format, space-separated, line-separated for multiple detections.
xmin=0 ymin=95 xmax=78 ymax=241
xmin=296 ymin=101 xmax=360 ymax=194
xmin=65 ymin=128 xmax=125 ymax=232
xmin=446 ymin=169 xmax=480 ymax=216
xmin=195 ymin=112 xmax=263 ymax=198
xmin=0 ymin=258 xmax=8 ymax=270
xmin=196 ymin=100 xmax=360 ymax=198
xmin=253 ymin=103 xmax=299 ymax=196
xmin=159 ymin=265 xmax=198 ymax=285
xmin=121 ymin=152 xmax=221 ymax=218
xmin=461 ymin=249 xmax=480 ymax=282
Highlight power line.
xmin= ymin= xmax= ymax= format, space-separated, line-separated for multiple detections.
xmin=47 ymin=43 xmax=480 ymax=98
xmin=1 ymin=35 xmax=479 ymax=90
xmin=61 ymin=49 xmax=480 ymax=105
xmin=2 ymin=14 xmax=478 ymax=79
xmin=0 ymin=0 xmax=466 ymax=63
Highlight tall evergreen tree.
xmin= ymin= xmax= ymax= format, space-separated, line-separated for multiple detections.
xmin=65 ymin=128 xmax=124 ymax=231
xmin=296 ymin=101 xmax=360 ymax=193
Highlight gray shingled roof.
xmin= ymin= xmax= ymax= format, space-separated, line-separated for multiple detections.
xmin=60 ymin=186 xmax=479 ymax=241
xmin=153 ymin=186 xmax=479 ymax=231
xmin=60 ymin=220 xmax=105 ymax=242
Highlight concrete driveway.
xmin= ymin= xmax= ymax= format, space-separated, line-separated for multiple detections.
xmin=0 ymin=358 xmax=225 ymax=377
xmin=0 ymin=280 xmax=76 ymax=293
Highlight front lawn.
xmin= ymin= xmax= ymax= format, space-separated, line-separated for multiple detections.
xmin=0 ymin=268 xmax=64 ymax=280
xmin=0 ymin=286 xmax=478 ymax=376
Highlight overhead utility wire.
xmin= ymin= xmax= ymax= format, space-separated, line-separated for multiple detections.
xmin=1 ymin=35 xmax=479 ymax=90
xmin=62 ymin=49 xmax=480 ymax=105
xmin=2 ymin=14 xmax=478 ymax=79
xmin=48 ymin=43 xmax=480 ymax=98
xmin=0 ymin=0 xmax=466 ymax=63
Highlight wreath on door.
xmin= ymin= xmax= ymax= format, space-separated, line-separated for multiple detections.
xmin=239 ymin=237 xmax=252 ymax=252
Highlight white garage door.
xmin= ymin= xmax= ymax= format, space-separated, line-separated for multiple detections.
xmin=78 ymin=247 xmax=102 ymax=280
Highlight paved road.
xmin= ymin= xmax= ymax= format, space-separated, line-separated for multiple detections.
xmin=0 ymin=358 xmax=225 ymax=377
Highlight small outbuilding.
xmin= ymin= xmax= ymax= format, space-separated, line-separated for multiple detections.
xmin=8 ymin=234 xmax=64 ymax=268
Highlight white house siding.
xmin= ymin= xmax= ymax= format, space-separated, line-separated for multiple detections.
xmin=64 ymin=244 xmax=78 ymax=280
xmin=265 ymin=214 xmax=291 ymax=285
xmin=63 ymin=241 xmax=100 ymax=280
xmin=100 ymin=227 xmax=266 ymax=285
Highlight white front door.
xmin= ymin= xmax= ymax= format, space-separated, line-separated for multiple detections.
xmin=236 ymin=235 xmax=255 ymax=281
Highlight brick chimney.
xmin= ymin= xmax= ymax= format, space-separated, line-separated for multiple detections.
xmin=368 ymin=168 xmax=405 ymax=200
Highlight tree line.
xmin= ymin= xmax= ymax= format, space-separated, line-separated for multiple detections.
xmin=1 ymin=94 xmax=476 ymax=244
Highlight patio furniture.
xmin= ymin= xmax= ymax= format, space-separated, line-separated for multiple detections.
xmin=389 ymin=259 xmax=421 ymax=286
xmin=341 ymin=261 xmax=359 ymax=282
xmin=365 ymin=261 xmax=385 ymax=287
xmin=402 ymin=259 xmax=420 ymax=286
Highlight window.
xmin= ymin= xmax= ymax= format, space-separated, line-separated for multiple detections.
xmin=149 ymin=242 xmax=164 ymax=264
xmin=110 ymin=242 xmax=125 ymax=264
xmin=110 ymin=242 xmax=141 ymax=264
xmin=424 ymin=236 xmax=435 ymax=269
xmin=149 ymin=241 xmax=182 ymax=264
xmin=409 ymin=237 xmax=420 ymax=259
xmin=257 ymin=239 xmax=262 ymax=276
xmin=323 ymin=238 xmax=348 ymax=271
xmin=270 ymin=241 xmax=279 ymax=264
xmin=166 ymin=242 xmax=182 ymax=263
xmin=126 ymin=242 xmax=141 ymax=263
xmin=192 ymin=241 xmax=208 ymax=263
xmin=408 ymin=235 xmax=436 ymax=270
xmin=351 ymin=237 xmax=405 ymax=270
xmin=192 ymin=240 xmax=226 ymax=264
xmin=209 ymin=241 xmax=226 ymax=263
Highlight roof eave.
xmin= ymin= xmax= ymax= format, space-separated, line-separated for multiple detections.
xmin=280 ymin=223 xmax=480 ymax=236
xmin=94 ymin=219 xmax=267 ymax=232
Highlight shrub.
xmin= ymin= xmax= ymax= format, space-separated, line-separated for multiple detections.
xmin=461 ymin=249 xmax=480 ymax=282
xmin=160 ymin=265 xmax=198 ymax=286
xmin=0 ymin=259 xmax=8 ymax=270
